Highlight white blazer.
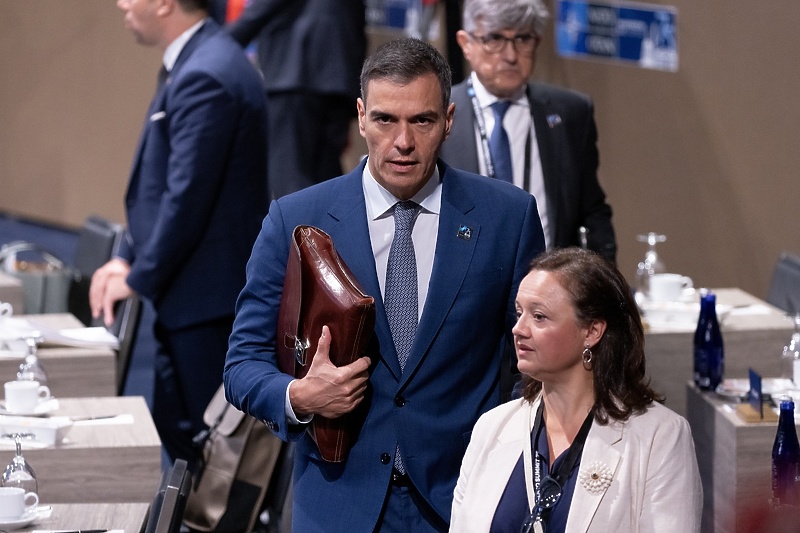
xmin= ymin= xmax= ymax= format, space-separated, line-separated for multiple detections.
xmin=450 ymin=398 xmax=702 ymax=532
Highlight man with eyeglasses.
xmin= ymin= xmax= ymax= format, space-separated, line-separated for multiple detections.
xmin=441 ymin=0 xmax=617 ymax=263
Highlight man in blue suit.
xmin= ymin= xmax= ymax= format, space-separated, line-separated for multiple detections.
xmin=224 ymin=39 xmax=544 ymax=531
xmin=91 ymin=0 xmax=268 ymax=463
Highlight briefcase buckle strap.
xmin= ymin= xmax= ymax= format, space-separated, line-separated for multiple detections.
xmin=293 ymin=335 xmax=310 ymax=367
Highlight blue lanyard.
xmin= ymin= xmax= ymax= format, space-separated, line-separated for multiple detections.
xmin=530 ymin=402 xmax=594 ymax=527
xmin=466 ymin=77 xmax=533 ymax=190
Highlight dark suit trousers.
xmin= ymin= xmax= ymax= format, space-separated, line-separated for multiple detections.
xmin=266 ymin=91 xmax=353 ymax=199
xmin=377 ymin=484 xmax=447 ymax=533
xmin=152 ymin=314 xmax=234 ymax=464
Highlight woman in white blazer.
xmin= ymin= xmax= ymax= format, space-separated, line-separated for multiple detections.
xmin=451 ymin=248 xmax=702 ymax=533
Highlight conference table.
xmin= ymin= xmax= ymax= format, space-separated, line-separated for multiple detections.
xmin=0 ymin=313 xmax=117 ymax=397
xmin=643 ymin=288 xmax=793 ymax=417
xmin=0 ymin=395 xmax=161 ymax=504
xmin=685 ymin=381 xmax=798 ymax=533
xmin=17 ymin=503 xmax=150 ymax=532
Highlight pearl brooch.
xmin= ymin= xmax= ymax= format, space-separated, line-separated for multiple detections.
xmin=579 ymin=461 xmax=613 ymax=493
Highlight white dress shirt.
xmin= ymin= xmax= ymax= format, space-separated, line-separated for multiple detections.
xmin=362 ymin=161 xmax=440 ymax=318
xmin=285 ymin=163 xmax=441 ymax=423
xmin=470 ymin=72 xmax=550 ymax=248
xmin=162 ymin=18 xmax=207 ymax=71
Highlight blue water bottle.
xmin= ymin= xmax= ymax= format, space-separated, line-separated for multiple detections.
xmin=772 ymin=399 xmax=800 ymax=506
xmin=693 ymin=292 xmax=724 ymax=390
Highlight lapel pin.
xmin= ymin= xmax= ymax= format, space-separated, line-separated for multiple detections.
xmin=547 ymin=114 xmax=562 ymax=128
xmin=149 ymin=111 xmax=166 ymax=122
xmin=457 ymin=225 xmax=472 ymax=241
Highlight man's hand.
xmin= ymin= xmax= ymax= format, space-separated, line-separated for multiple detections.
xmin=89 ymin=258 xmax=134 ymax=327
xmin=289 ymin=326 xmax=371 ymax=419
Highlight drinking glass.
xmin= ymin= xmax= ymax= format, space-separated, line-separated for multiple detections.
xmin=782 ymin=313 xmax=800 ymax=384
xmin=635 ymin=233 xmax=667 ymax=297
xmin=16 ymin=333 xmax=48 ymax=385
xmin=1 ymin=433 xmax=38 ymax=496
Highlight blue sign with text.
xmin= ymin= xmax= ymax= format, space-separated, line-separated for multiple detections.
xmin=557 ymin=1 xmax=678 ymax=72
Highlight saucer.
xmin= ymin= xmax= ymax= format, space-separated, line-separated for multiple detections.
xmin=0 ymin=349 xmax=26 ymax=360
xmin=0 ymin=505 xmax=52 ymax=530
xmin=0 ymin=397 xmax=59 ymax=417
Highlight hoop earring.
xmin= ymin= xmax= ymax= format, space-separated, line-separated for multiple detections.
xmin=582 ymin=346 xmax=593 ymax=370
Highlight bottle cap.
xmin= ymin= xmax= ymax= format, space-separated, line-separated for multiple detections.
xmin=780 ymin=399 xmax=795 ymax=410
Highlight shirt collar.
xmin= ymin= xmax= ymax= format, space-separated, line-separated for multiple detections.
xmin=469 ymin=71 xmax=529 ymax=110
xmin=362 ymin=159 xmax=442 ymax=220
xmin=163 ymin=18 xmax=207 ymax=72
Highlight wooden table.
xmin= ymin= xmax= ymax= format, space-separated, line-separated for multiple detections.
xmin=645 ymin=288 xmax=793 ymax=417
xmin=20 ymin=502 xmax=150 ymax=532
xmin=685 ymin=381 xmax=790 ymax=533
xmin=0 ymin=396 xmax=161 ymax=504
xmin=0 ymin=314 xmax=116 ymax=397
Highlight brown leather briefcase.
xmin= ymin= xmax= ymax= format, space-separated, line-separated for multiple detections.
xmin=276 ymin=225 xmax=376 ymax=462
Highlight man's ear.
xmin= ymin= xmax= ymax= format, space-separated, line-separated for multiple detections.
xmin=456 ymin=30 xmax=471 ymax=56
xmin=357 ymin=98 xmax=366 ymax=138
xmin=443 ymin=102 xmax=455 ymax=140
xmin=156 ymin=0 xmax=174 ymax=17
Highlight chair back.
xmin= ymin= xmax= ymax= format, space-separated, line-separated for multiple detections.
xmin=145 ymin=459 xmax=192 ymax=533
xmin=114 ymin=294 xmax=142 ymax=395
xmin=68 ymin=215 xmax=124 ymax=326
xmin=767 ymin=252 xmax=800 ymax=314
xmin=65 ymin=216 xmax=141 ymax=394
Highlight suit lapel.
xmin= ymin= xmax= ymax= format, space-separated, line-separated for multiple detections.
xmin=528 ymin=84 xmax=561 ymax=244
xmin=565 ymin=421 xmax=623 ymax=533
xmin=128 ymin=20 xmax=219 ymax=198
xmin=324 ymin=164 xmax=401 ymax=378
xmin=400 ymin=163 xmax=478 ymax=384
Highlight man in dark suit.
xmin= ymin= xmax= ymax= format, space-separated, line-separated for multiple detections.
xmin=91 ymin=0 xmax=268 ymax=463
xmin=441 ymin=0 xmax=617 ymax=262
xmin=225 ymin=0 xmax=367 ymax=199
xmin=224 ymin=39 xmax=545 ymax=532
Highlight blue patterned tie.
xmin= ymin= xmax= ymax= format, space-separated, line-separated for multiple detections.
xmin=385 ymin=201 xmax=418 ymax=372
xmin=384 ymin=201 xmax=418 ymax=474
xmin=489 ymin=101 xmax=513 ymax=183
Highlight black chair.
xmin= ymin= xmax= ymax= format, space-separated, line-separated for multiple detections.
xmin=67 ymin=215 xmax=125 ymax=326
xmin=145 ymin=459 xmax=192 ymax=533
xmin=66 ymin=216 xmax=142 ymax=394
xmin=113 ymin=293 xmax=142 ymax=395
xmin=767 ymin=252 xmax=800 ymax=314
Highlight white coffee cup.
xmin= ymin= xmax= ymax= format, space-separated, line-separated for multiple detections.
xmin=0 ymin=486 xmax=38 ymax=519
xmin=649 ymin=273 xmax=693 ymax=302
xmin=0 ymin=302 xmax=12 ymax=332
xmin=4 ymin=380 xmax=51 ymax=414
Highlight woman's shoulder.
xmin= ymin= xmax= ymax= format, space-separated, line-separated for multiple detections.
xmin=618 ymin=401 xmax=692 ymax=437
xmin=471 ymin=398 xmax=532 ymax=440
xmin=484 ymin=397 xmax=530 ymax=417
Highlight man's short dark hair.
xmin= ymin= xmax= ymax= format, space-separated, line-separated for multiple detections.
xmin=177 ymin=0 xmax=209 ymax=13
xmin=360 ymin=38 xmax=452 ymax=112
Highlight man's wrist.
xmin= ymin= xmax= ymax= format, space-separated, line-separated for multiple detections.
xmin=285 ymin=380 xmax=313 ymax=425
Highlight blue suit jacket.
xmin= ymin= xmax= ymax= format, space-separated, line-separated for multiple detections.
xmin=118 ymin=19 xmax=269 ymax=330
xmin=224 ymin=160 xmax=545 ymax=531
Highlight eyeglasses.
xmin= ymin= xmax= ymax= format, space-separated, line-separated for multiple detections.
xmin=469 ymin=32 xmax=540 ymax=55
xmin=520 ymin=475 xmax=562 ymax=533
